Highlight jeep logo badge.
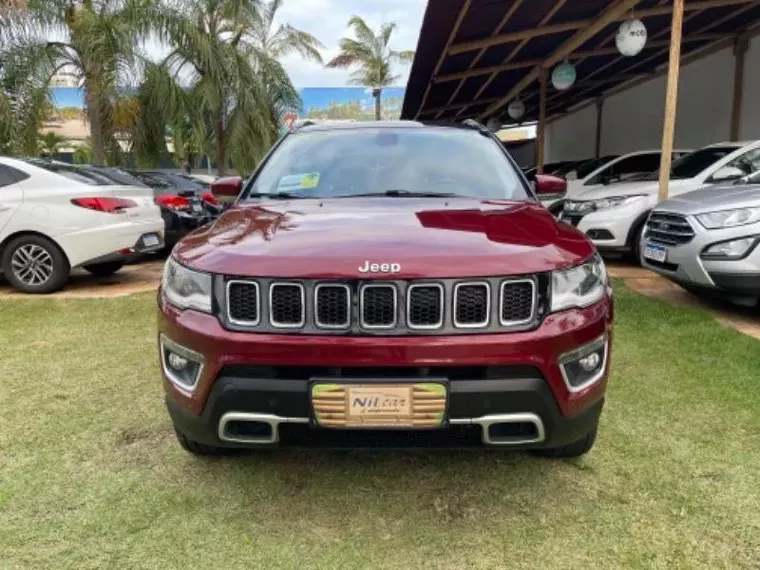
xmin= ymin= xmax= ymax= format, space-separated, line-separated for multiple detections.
xmin=358 ymin=260 xmax=402 ymax=273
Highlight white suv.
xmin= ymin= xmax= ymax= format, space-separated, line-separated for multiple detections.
xmin=0 ymin=158 xmax=165 ymax=293
xmin=559 ymin=141 xmax=760 ymax=260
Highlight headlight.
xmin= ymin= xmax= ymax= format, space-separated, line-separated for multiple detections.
xmin=162 ymin=256 xmax=212 ymax=312
xmin=696 ymin=207 xmax=760 ymax=229
xmin=551 ymin=254 xmax=608 ymax=312
xmin=592 ymin=195 xmax=647 ymax=211
xmin=701 ymin=236 xmax=758 ymax=259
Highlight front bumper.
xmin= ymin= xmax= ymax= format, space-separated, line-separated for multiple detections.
xmin=560 ymin=199 xmax=652 ymax=251
xmin=157 ymin=293 xmax=612 ymax=448
xmin=641 ymin=217 xmax=760 ymax=300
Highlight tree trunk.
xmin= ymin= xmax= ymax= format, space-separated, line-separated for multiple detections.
xmin=215 ymin=119 xmax=227 ymax=177
xmin=84 ymin=76 xmax=105 ymax=166
xmin=373 ymin=88 xmax=382 ymax=121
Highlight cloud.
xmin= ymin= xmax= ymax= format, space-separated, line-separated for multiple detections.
xmin=272 ymin=0 xmax=426 ymax=87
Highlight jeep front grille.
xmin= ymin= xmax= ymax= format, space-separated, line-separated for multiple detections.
xmin=407 ymin=284 xmax=444 ymax=329
xmin=269 ymin=283 xmax=304 ymax=327
xmin=314 ymin=284 xmax=351 ymax=329
xmin=222 ymin=276 xmax=545 ymax=335
xmin=645 ymin=212 xmax=696 ymax=246
xmin=454 ymin=282 xmax=490 ymax=328
xmin=361 ymin=284 xmax=397 ymax=328
xmin=500 ymin=280 xmax=536 ymax=325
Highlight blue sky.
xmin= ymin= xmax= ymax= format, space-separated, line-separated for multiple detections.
xmin=270 ymin=0 xmax=426 ymax=87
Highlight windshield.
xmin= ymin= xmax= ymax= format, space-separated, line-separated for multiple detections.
xmin=640 ymin=146 xmax=738 ymax=181
xmin=243 ymin=127 xmax=530 ymax=201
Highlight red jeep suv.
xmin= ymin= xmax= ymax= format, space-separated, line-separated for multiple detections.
xmin=157 ymin=121 xmax=613 ymax=457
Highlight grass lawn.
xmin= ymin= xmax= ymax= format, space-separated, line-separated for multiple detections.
xmin=1 ymin=282 xmax=759 ymax=569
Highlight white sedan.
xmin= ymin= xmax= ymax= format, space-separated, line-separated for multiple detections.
xmin=0 ymin=157 xmax=165 ymax=293
xmin=559 ymin=141 xmax=760 ymax=260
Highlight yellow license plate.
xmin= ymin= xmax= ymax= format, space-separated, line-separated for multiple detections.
xmin=311 ymin=383 xmax=446 ymax=428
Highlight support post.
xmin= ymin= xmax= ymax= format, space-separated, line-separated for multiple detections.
xmin=537 ymin=68 xmax=547 ymax=174
xmin=730 ymin=34 xmax=748 ymax=141
xmin=594 ymin=96 xmax=604 ymax=159
xmin=658 ymin=0 xmax=685 ymax=202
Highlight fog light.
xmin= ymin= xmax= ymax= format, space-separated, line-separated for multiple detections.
xmin=579 ymin=352 xmax=600 ymax=372
xmin=701 ymin=237 xmax=758 ymax=260
xmin=167 ymin=352 xmax=189 ymax=371
xmin=160 ymin=334 xmax=205 ymax=393
xmin=558 ymin=335 xmax=608 ymax=393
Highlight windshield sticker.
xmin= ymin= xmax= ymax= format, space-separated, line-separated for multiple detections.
xmin=277 ymin=172 xmax=320 ymax=192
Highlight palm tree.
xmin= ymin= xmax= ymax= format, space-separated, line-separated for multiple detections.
xmin=327 ymin=16 xmax=414 ymax=120
xmin=137 ymin=0 xmax=323 ymax=176
xmin=0 ymin=0 xmax=162 ymax=165
xmin=0 ymin=70 xmax=50 ymax=156
xmin=37 ymin=131 xmax=67 ymax=157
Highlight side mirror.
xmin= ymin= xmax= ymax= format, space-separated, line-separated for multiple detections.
xmin=534 ymin=174 xmax=567 ymax=200
xmin=710 ymin=166 xmax=745 ymax=183
xmin=211 ymin=176 xmax=243 ymax=200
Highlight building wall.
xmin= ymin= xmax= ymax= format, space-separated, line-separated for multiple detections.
xmin=545 ymin=35 xmax=760 ymax=162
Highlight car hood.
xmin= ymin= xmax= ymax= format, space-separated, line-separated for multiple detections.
xmin=174 ymin=197 xmax=595 ymax=278
xmin=570 ymin=179 xmax=694 ymax=201
xmin=654 ymin=183 xmax=760 ymax=215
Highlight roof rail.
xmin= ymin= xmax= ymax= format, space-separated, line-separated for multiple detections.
xmin=294 ymin=120 xmax=317 ymax=131
xmin=461 ymin=118 xmax=491 ymax=136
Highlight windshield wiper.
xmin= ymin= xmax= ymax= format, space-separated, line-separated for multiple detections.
xmin=245 ymin=192 xmax=311 ymax=200
xmin=335 ymin=189 xmax=463 ymax=198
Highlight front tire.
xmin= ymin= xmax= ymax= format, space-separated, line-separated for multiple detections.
xmin=1 ymin=235 xmax=70 ymax=294
xmin=83 ymin=261 xmax=125 ymax=277
xmin=534 ymin=426 xmax=597 ymax=458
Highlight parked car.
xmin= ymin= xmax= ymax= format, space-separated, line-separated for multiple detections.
xmin=130 ymin=170 xmax=223 ymax=247
xmin=185 ymin=173 xmax=217 ymax=185
xmin=158 ymin=120 xmax=613 ymax=458
xmin=0 ymin=157 xmax=164 ymax=293
xmin=542 ymin=150 xmax=689 ymax=215
xmin=560 ymin=141 xmax=760 ymax=260
xmin=641 ymin=170 xmax=760 ymax=306
xmin=556 ymin=155 xmax=620 ymax=181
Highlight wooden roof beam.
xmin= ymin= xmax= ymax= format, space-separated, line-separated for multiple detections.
xmin=453 ymin=0 xmax=568 ymax=118
xmin=477 ymin=0 xmax=643 ymax=121
xmin=449 ymin=0 xmax=755 ymax=55
xmin=434 ymin=34 xmax=724 ymax=84
xmin=434 ymin=0 xmax=525 ymax=119
xmin=546 ymin=2 xmax=758 ymax=110
xmin=414 ymin=0 xmax=473 ymax=119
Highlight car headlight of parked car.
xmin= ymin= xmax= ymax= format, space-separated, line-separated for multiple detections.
xmin=701 ymin=236 xmax=759 ymax=260
xmin=591 ymin=195 xmax=647 ymax=211
xmin=696 ymin=207 xmax=760 ymax=229
xmin=551 ymin=254 xmax=608 ymax=312
xmin=162 ymin=256 xmax=213 ymax=313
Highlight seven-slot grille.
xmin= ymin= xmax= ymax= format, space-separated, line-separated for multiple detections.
xmin=224 ymin=277 xmax=540 ymax=334
xmin=645 ymin=212 xmax=696 ymax=246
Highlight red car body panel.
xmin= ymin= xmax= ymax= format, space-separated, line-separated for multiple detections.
xmin=173 ymin=198 xmax=594 ymax=279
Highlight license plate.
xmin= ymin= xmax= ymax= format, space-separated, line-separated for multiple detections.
xmin=311 ymin=383 xmax=446 ymax=429
xmin=643 ymin=242 xmax=667 ymax=263
xmin=142 ymin=234 xmax=160 ymax=247
xmin=191 ymin=204 xmax=203 ymax=213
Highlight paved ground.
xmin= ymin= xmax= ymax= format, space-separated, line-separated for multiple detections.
xmin=1 ymin=258 xmax=758 ymax=340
